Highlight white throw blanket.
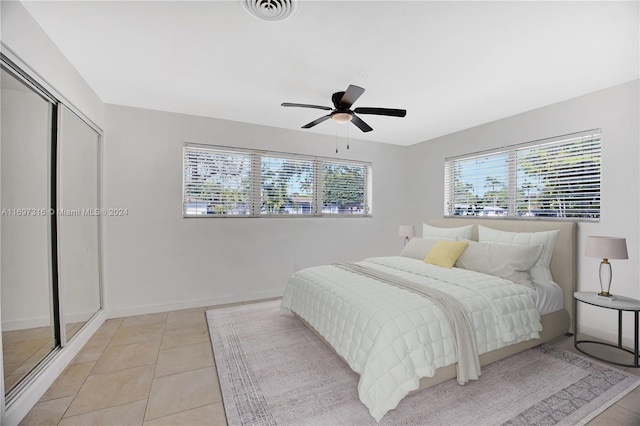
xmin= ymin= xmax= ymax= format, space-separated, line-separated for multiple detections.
xmin=280 ymin=256 xmax=542 ymax=422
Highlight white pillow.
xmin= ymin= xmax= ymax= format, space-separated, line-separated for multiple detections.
xmin=477 ymin=225 xmax=559 ymax=282
xmin=400 ymin=237 xmax=440 ymax=260
xmin=455 ymin=241 xmax=543 ymax=288
xmin=422 ymin=223 xmax=473 ymax=240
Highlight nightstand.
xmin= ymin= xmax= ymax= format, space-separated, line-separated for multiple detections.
xmin=573 ymin=291 xmax=640 ymax=368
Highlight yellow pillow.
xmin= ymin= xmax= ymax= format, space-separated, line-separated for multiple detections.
xmin=424 ymin=240 xmax=469 ymax=269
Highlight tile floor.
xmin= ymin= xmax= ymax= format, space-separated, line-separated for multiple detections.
xmin=17 ymin=303 xmax=640 ymax=425
xmin=19 ymin=307 xmax=225 ymax=426
xmin=3 ymin=323 xmax=83 ymax=394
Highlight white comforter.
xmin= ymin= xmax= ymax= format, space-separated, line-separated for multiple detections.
xmin=280 ymin=256 xmax=542 ymax=422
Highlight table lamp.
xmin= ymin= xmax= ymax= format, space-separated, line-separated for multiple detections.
xmin=398 ymin=225 xmax=415 ymax=246
xmin=585 ymin=236 xmax=628 ymax=300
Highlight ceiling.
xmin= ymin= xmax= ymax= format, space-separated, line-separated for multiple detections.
xmin=20 ymin=1 xmax=639 ymax=146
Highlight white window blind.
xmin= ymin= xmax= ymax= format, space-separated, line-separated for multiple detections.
xmin=444 ymin=130 xmax=601 ymax=220
xmin=183 ymin=144 xmax=372 ymax=217
xmin=183 ymin=147 xmax=253 ymax=216
xmin=261 ymin=155 xmax=314 ymax=215
xmin=321 ymin=161 xmax=371 ymax=215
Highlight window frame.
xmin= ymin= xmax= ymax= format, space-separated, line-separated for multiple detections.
xmin=444 ymin=129 xmax=601 ymax=221
xmin=183 ymin=143 xmax=373 ymax=218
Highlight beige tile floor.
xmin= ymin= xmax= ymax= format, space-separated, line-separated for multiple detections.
xmin=18 ymin=304 xmax=640 ymax=426
xmin=3 ymin=323 xmax=83 ymax=394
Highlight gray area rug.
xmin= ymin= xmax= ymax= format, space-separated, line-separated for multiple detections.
xmin=206 ymin=300 xmax=639 ymax=426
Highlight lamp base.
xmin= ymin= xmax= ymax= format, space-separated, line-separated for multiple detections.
xmin=596 ymin=293 xmax=617 ymax=301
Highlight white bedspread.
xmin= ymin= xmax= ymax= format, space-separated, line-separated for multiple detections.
xmin=280 ymin=256 xmax=542 ymax=422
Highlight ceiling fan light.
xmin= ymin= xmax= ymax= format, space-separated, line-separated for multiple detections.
xmin=332 ymin=112 xmax=352 ymax=123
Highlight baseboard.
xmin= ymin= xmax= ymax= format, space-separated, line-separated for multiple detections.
xmin=578 ymin=323 xmax=636 ymax=350
xmin=1 ymin=316 xmax=51 ymax=332
xmin=105 ymin=289 xmax=284 ymax=319
xmin=2 ymin=310 xmax=98 ymax=332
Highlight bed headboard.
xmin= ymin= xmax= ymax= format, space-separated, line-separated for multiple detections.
xmin=427 ymin=218 xmax=577 ymax=330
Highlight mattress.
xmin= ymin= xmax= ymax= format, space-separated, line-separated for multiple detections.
xmin=280 ymin=256 xmax=544 ymax=421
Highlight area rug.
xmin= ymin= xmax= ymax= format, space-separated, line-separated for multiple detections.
xmin=206 ymin=300 xmax=639 ymax=426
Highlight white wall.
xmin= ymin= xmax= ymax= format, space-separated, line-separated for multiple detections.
xmin=0 ymin=1 xmax=104 ymax=128
xmin=102 ymin=104 xmax=411 ymax=316
xmin=406 ymin=79 xmax=640 ymax=345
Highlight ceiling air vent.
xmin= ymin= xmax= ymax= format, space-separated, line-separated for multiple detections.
xmin=241 ymin=0 xmax=298 ymax=22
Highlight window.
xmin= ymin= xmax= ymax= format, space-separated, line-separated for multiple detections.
xmin=444 ymin=130 xmax=601 ymax=220
xmin=183 ymin=147 xmax=253 ymax=216
xmin=322 ymin=161 xmax=369 ymax=215
xmin=261 ymin=155 xmax=314 ymax=215
xmin=183 ymin=144 xmax=372 ymax=217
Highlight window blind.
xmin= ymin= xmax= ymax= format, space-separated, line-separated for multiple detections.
xmin=444 ymin=130 xmax=601 ymax=220
xmin=183 ymin=146 xmax=253 ymax=216
xmin=321 ymin=161 xmax=370 ymax=215
xmin=183 ymin=144 xmax=372 ymax=217
xmin=261 ymin=154 xmax=315 ymax=215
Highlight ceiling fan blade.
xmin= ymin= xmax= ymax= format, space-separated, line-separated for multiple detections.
xmin=350 ymin=114 xmax=373 ymax=132
xmin=354 ymin=107 xmax=407 ymax=117
xmin=339 ymin=85 xmax=365 ymax=109
xmin=302 ymin=114 xmax=332 ymax=129
xmin=282 ymin=103 xmax=332 ymax=111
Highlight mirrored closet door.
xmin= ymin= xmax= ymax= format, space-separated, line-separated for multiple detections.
xmin=1 ymin=66 xmax=57 ymax=394
xmin=58 ymin=106 xmax=102 ymax=342
xmin=1 ymin=59 xmax=103 ymax=398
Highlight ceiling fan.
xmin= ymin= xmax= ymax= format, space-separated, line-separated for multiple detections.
xmin=281 ymin=84 xmax=406 ymax=133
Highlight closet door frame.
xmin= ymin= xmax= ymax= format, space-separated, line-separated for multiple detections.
xmin=0 ymin=45 xmax=104 ymax=416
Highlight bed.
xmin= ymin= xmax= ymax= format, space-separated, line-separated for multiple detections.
xmin=280 ymin=218 xmax=576 ymax=422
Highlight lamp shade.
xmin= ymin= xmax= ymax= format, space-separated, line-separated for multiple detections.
xmin=585 ymin=236 xmax=628 ymax=260
xmin=398 ymin=225 xmax=415 ymax=239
